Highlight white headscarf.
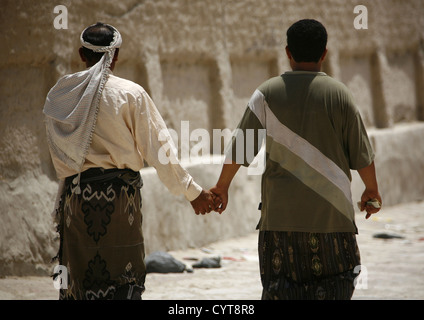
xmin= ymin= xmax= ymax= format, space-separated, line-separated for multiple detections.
xmin=43 ymin=23 xmax=122 ymax=174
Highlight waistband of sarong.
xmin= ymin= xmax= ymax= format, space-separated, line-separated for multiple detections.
xmin=66 ymin=168 xmax=143 ymax=188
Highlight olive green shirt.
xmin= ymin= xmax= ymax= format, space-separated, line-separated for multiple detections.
xmin=227 ymin=71 xmax=375 ymax=233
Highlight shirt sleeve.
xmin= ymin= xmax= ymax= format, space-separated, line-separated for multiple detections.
xmin=132 ymin=90 xmax=202 ymax=201
xmin=225 ymin=90 xmax=266 ymax=167
xmin=343 ymin=93 xmax=375 ymax=170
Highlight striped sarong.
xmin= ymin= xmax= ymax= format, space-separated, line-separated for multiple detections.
xmin=53 ymin=168 xmax=146 ymax=300
xmin=258 ymin=231 xmax=361 ymax=300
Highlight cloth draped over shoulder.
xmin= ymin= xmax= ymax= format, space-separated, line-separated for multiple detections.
xmin=43 ymin=24 xmax=202 ymax=212
xmin=43 ymin=24 xmax=122 ymax=173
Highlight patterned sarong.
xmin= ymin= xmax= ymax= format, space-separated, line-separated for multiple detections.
xmin=258 ymin=231 xmax=361 ymax=300
xmin=53 ymin=168 xmax=146 ymax=300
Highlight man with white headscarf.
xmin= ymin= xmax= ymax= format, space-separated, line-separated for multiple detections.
xmin=43 ymin=22 xmax=217 ymax=300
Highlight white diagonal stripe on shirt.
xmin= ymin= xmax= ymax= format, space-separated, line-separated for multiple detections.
xmin=249 ymin=90 xmax=353 ymax=206
xmin=247 ymin=89 xmax=266 ymax=127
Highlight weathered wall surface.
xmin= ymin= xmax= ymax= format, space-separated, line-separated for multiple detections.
xmin=1 ymin=0 xmax=423 ymax=276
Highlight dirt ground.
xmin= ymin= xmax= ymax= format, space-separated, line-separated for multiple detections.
xmin=0 ymin=200 xmax=423 ymax=300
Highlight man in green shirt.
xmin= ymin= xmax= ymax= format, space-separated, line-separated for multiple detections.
xmin=211 ymin=19 xmax=382 ymax=300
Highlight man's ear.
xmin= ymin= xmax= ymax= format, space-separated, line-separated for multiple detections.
xmin=320 ymin=48 xmax=328 ymax=62
xmin=285 ymin=46 xmax=292 ymax=60
xmin=79 ymin=47 xmax=87 ymax=63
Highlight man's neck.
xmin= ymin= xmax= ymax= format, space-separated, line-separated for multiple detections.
xmin=291 ymin=62 xmax=322 ymax=72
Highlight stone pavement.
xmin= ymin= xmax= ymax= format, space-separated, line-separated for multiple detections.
xmin=0 ymin=200 xmax=423 ymax=300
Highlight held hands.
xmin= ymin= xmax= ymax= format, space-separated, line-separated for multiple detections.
xmin=190 ymin=189 xmax=221 ymax=215
xmin=191 ymin=161 xmax=239 ymax=215
xmin=190 ymin=186 xmax=229 ymax=215
xmin=209 ymin=185 xmax=228 ymax=214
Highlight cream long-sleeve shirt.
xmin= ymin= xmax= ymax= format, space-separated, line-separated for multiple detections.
xmin=50 ymin=74 xmax=202 ymax=202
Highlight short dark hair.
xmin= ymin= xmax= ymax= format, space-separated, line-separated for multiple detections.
xmin=286 ymin=19 xmax=327 ymax=63
xmin=80 ymin=22 xmax=115 ymax=63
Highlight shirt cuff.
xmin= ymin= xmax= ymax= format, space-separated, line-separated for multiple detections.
xmin=184 ymin=180 xmax=203 ymax=202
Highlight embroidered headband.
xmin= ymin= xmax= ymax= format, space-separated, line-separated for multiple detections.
xmin=80 ymin=23 xmax=122 ymax=52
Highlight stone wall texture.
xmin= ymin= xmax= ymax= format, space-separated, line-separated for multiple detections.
xmin=1 ymin=0 xmax=423 ymax=276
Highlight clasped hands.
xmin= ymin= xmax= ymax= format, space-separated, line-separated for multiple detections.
xmin=190 ymin=186 xmax=228 ymax=215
